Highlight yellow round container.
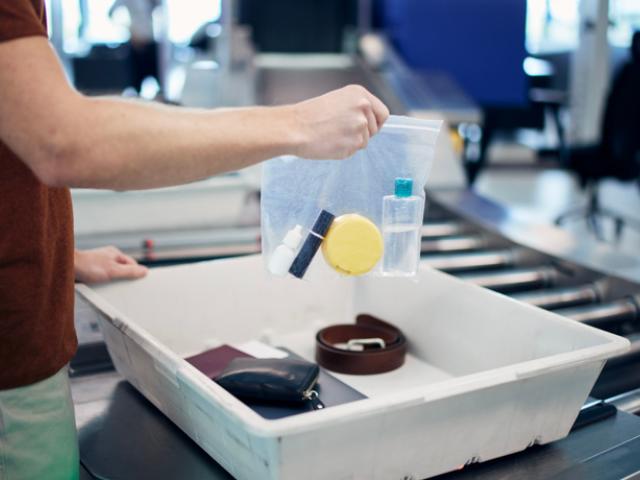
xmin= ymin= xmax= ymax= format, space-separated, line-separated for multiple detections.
xmin=321 ymin=214 xmax=383 ymax=276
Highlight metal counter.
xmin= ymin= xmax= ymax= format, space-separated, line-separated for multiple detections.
xmin=73 ymin=370 xmax=640 ymax=480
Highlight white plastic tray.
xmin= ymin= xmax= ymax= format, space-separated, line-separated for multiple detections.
xmin=77 ymin=255 xmax=629 ymax=480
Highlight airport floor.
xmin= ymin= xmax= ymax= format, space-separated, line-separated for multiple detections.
xmin=475 ymin=166 xmax=640 ymax=258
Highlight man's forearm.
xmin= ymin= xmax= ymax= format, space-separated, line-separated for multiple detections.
xmin=56 ymin=97 xmax=300 ymax=190
xmin=0 ymin=37 xmax=301 ymax=190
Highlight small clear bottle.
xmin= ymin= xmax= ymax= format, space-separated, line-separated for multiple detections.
xmin=381 ymin=178 xmax=424 ymax=276
xmin=268 ymin=225 xmax=303 ymax=276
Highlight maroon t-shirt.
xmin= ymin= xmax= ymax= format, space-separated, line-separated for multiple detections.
xmin=0 ymin=0 xmax=77 ymax=389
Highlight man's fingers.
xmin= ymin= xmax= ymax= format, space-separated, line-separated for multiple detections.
xmin=360 ymin=116 xmax=370 ymax=151
xmin=110 ymin=263 xmax=148 ymax=279
xmin=116 ymin=252 xmax=138 ymax=265
xmin=363 ymin=104 xmax=378 ymax=138
xmin=364 ymin=91 xmax=390 ymax=128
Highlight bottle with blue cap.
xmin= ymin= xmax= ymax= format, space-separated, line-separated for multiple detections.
xmin=381 ymin=177 xmax=424 ymax=276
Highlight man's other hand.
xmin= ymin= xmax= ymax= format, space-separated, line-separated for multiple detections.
xmin=74 ymin=246 xmax=148 ymax=284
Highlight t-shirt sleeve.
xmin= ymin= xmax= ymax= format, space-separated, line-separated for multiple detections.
xmin=0 ymin=1 xmax=47 ymax=43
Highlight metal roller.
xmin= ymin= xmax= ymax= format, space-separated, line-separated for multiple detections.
xmin=606 ymin=334 xmax=640 ymax=369
xmin=459 ymin=267 xmax=558 ymax=293
xmin=512 ymin=284 xmax=600 ymax=310
xmin=422 ymin=249 xmax=515 ymax=273
xmin=421 ymin=235 xmax=487 ymax=254
xmin=421 ymin=221 xmax=468 ymax=238
xmin=592 ymin=363 xmax=640 ymax=400
xmin=556 ymin=298 xmax=640 ymax=328
xmin=606 ymin=387 xmax=640 ymax=414
xmin=591 ymin=335 xmax=640 ymax=399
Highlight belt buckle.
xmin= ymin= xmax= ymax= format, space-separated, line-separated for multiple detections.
xmin=334 ymin=337 xmax=386 ymax=352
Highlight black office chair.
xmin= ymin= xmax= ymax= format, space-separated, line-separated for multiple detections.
xmin=555 ymin=31 xmax=640 ymax=241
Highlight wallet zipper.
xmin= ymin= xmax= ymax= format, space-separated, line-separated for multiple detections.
xmin=303 ymin=390 xmax=325 ymax=410
xmin=302 ymin=370 xmax=325 ymax=410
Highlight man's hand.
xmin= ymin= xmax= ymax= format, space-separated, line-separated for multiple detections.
xmin=74 ymin=247 xmax=148 ymax=284
xmin=290 ymin=85 xmax=390 ymax=160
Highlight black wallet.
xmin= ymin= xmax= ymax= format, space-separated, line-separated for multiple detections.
xmin=215 ymin=357 xmax=325 ymax=410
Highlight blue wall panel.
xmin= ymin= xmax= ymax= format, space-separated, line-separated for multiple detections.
xmin=381 ymin=0 xmax=528 ymax=106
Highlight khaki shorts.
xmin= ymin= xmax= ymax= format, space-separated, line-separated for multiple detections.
xmin=0 ymin=366 xmax=79 ymax=480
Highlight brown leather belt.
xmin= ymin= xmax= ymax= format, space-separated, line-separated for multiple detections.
xmin=315 ymin=314 xmax=407 ymax=375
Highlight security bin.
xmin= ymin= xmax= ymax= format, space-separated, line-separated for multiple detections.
xmin=77 ymin=255 xmax=629 ymax=480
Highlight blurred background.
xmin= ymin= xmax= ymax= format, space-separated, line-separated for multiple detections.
xmin=42 ymin=0 xmax=640 ymax=264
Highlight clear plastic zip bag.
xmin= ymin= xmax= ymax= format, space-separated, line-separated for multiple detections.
xmin=261 ymin=115 xmax=442 ymax=280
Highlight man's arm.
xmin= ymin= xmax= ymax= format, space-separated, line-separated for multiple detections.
xmin=0 ymin=37 xmax=389 ymax=190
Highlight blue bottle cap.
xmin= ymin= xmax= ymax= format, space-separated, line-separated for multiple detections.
xmin=394 ymin=178 xmax=413 ymax=198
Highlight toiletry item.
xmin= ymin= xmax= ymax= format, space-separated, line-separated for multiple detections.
xmin=289 ymin=210 xmax=335 ymax=279
xmin=268 ymin=225 xmax=304 ymax=276
xmin=381 ymin=178 xmax=424 ymax=276
xmin=321 ymin=214 xmax=383 ymax=276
